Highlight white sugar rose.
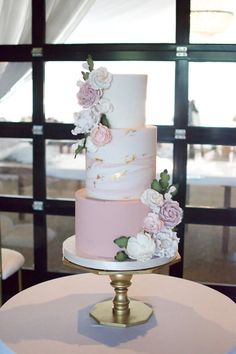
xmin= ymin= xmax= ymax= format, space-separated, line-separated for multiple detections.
xmin=89 ymin=67 xmax=113 ymax=90
xmin=164 ymin=186 xmax=177 ymax=200
xmin=141 ymin=188 xmax=164 ymax=212
xmin=72 ymin=110 xmax=99 ymax=135
xmin=126 ymin=232 xmax=156 ymax=262
xmin=154 ymin=228 xmax=179 ymax=258
xmin=93 ymin=98 xmax=114 ymax=115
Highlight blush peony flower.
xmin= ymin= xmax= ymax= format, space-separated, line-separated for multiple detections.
xmin=89 ymin=67 xmax=113 ymax=90
xmin=141 ymin=188 xmax=164 ymax=212
xmin=159 ymin=200 xmax=183 ymax=228
xmin=90 ymin=123 xmax=112 ymax=147
xmin=77 ymin=81 xmax=101 ymax=109
xmin=143 ymin=212 xmax=164 ymax=233
xmin=126 ymin=232 xmax=156 ymax=262
xmin=72 ymin=110 xmax=99 ymax=135
xmin=154 ymin=228 xmax=179 ymax=258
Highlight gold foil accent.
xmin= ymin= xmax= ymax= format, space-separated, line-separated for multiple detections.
xmin=96 ymin=174 xmax=103 ymax=180
xmin=110 ymin=170 xmax=127 ymax=181
xmin=95 ymin=157 xmax=103 ymax=162
xmin=125 ymin=154 xmax=136 ymax=164
xmin=125 ymin=129 xmax=137 ymax=136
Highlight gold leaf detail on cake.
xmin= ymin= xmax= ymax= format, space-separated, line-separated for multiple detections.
xmin=110 ymin=170 xmax=127 ymax=181
xmin=125 ymin=129 xmax=137 ymax=136
xmin=96 ymin=174 xmax=103 ymax=180
xmin=95 ymin=157 xmax=103 ymax=162
xmin=125 ymin=154 xmax=136 ymax=164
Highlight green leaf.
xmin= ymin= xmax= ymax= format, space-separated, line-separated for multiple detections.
xmin=151 ymin=179 xmax=163 ymax=193
xmin=74 ymin=144 xmax=84 ymax=158
xmin=159 ymin=169 xmax=170 ymax=193
xmin=114 ymin=236 xmax=129 ymax=248
xmin=100 ymin=114 xmax=110 ymax=128
xmin=87 ymin=54 xmax=94 ymax=72
xmin=81 ymin=71 xmax=89 ymax=81
xmin=115 ymin=251 xmax=129 ymax=262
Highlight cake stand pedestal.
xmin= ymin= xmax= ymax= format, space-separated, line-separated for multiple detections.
xmin=63 ymin=236 xmax=181 ymax=327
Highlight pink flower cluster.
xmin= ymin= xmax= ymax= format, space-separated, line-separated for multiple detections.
xmin=138 ymin=184 xmax=183 ymax=259
xmin=143 ymin=199 xmax=183 ymax=233
xmin=72 ymin=60 xmax=113 ymax=154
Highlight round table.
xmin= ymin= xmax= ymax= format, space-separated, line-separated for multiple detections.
xmin=0 ymin=273 xmax=235 ymax=354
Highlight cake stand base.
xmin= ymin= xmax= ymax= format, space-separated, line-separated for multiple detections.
xmin=90 ymin=299 xmax=153 ymax=328
xmin=63 ymin=237 xmax=181 ymax=327
xmin=90 ymin=272 xmax=152 ymax=327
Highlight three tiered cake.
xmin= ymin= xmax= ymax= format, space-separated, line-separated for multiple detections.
xmin=63 ymin=56 xmax=182 ymax=270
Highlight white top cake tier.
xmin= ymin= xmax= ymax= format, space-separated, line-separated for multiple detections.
xmin=103 ymin=74 xmax=147 ymax=129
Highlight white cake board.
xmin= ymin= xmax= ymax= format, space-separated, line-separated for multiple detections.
xmin=63 ymin=236 xmax=176 ymax=271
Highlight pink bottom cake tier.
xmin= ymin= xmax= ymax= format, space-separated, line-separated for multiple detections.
xmin=75 ymin=189 xmax=149 ymax=259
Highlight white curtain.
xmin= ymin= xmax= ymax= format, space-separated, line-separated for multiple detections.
xmin=0 ymin=0 xmax=95 ymax=100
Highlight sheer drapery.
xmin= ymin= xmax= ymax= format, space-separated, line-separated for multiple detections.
xmin=0 ymin=0 xmax=95 ymax=100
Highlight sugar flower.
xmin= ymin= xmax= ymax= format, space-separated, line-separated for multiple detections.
xmin=126 ymin=232 xmax=156 ymax=262
xmin=159 ymin=200 xmax=183 ymax=228
xmin=72 ymin=110 xmax=98 ymax=135
xmin=154 ymin=228 xmax=179 ymax=258
xmin=72 ymin=55 xmax=113 ymax=156
xmin=143 ymin=212 xmax=164 ymax=233
xmin=77 ymin=81 xmax=101 ymax=108
xmin=89 ymin=67 xmax=113 ymax=90
xmin=114 ymin=170 xmax=183 ymax=262
xmin=90 ymin=123 xmax=112 ymax=147
xmin=141 ymin=188 xmax=164 ymax=212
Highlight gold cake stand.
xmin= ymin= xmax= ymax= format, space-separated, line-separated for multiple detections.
xmin=63 ymin=253 xmax=181 ymax=327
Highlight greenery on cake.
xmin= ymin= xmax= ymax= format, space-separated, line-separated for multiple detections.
xmin=72 ymin=55 xmax=113 ymax=157
xmin=114 ymin=170 xmax=183 ymax=262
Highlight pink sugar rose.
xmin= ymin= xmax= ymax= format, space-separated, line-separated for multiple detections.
xmin=77 ymin=81 xmax=101 ymax=108
xmin=143 ymin=212 xmax=164 ymax=233
xmin=90 ymin=123 xmax=112 ymax=147
xmin=159 ymin=200 xmax=183 ymax=228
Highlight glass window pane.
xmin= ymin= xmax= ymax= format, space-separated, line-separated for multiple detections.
xmin=184 ymin=224 xmax=236 ymax=284
xmin=189 ymin=62 xmax=236 ymax=127
xmin=0 ymin=139 xmax=33 ymax=197
xmin=46 ymin=0 xmax=176 ymax=44
xmin=0 ymin=0 xmax=31 ymax=44
xmin=157 ymin=143 xmax=174 ymax=178
xmin=1 ymin=212 xmax=34 ymax=270
xmin=187 ymin=144 xmax=236 ymax=208
xmin=46 ymin=139 xmax=85 ymax=198
xmin=0 ymin=63 xmax=32 ymax=122
xmin=190 ymin=0 xmax=236 ymax=44
xmin=45 ymin=61 xmax=175 ymax=125
xmin=47 ymin=215 xmax=76 ymax=273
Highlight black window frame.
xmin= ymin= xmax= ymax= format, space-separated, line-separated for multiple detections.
xmin=0 ymin=0 xmax=235 ymax=302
